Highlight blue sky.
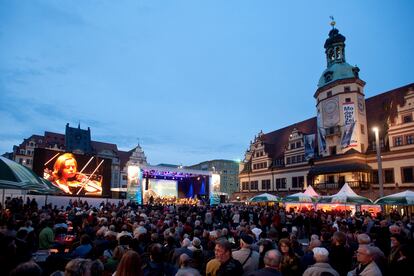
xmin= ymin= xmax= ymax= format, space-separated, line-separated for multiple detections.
xmin=1 ymin=1 xmax=413 ymax=165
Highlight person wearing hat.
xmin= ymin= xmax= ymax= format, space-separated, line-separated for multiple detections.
xmin=233 ymin=234 xmax=259 ymax=276
xmin=303 ymin=247 xmax=339 ymax=276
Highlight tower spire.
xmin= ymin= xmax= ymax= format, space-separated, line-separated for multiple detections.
xmin=329 ymin=16 xmax=336 ymax=29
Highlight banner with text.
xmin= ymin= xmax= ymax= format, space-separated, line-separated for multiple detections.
xmin=341 ymin=102 xmax=357 ymax=148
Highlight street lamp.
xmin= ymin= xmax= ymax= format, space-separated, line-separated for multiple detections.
xmin=372 ymin=127 xmax=384 ymax=197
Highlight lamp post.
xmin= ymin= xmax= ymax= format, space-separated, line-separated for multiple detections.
xmin=372 ymin=127 xmax=384 ymax=197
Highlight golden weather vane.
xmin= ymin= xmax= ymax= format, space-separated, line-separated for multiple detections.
xmin=330 ymin=16 xmax=336 ymax=29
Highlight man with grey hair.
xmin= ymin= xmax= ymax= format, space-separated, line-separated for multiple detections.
xmin=347 ymin=245 xmax=382 ymax=276
xmin=248 ymin=249 xmax=282 ymax=276
xmin=357 ymin=233 xmax=371 ymax=245
xmin=171 ymin=238 xmax=193 ymax=266
xmin=303 ymin=247 xmax=339 ymax=276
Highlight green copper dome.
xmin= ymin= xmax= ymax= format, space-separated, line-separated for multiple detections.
xmin=318 ymin=62 xmax=359 ymax=88
xmin=317 ymin=27 xmax=360 ymax=89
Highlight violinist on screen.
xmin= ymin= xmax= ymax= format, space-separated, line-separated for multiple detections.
xmin=50 ymin=153 xmax=102 ymax=195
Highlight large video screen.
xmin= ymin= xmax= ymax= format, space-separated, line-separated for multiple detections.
xmin=33 ymin=148 xmax=112 ymax=197
xmin=143 ymin=179 xmax=177 ymax=203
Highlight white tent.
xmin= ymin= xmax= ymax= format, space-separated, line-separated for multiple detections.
xmin=249 ymin=193 xmax=279 ymax=203
xmin=303 ymin=185 xmax=319 ymax=197
xmin=318 ymin=183 xmax=372 ymax=204
xmin=375 ymin=190 xmax=414 ymax=205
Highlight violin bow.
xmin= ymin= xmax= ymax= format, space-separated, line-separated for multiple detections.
xmin=79 ymin=156 xmax=94 ymax=174
xmin=76 ymin=159 xmax=104 ymax=195
xmin=44 ymin=152 xmax=61 ymax=166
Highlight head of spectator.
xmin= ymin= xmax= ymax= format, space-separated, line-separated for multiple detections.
xmin=115 ymin=250 xmax=143 ymax=276
xmin=263 ymin=249 xmax=282 ymax=270
xmin=332 ymin=231 xmax=346 ymax=246
xmin=310 ymin=234 xmax=319 ymax=242
xmin=89 ymin=260 xmax=104 ymax=276
xmin=278 ymin=238 xmax=294 ymax=256
xmin=356 ymin=245 xmax=375 ymax=266
xmin=240 ymin=234 xmax=254 ymax=248
xmin=215 ymin=238 xmax=232 ymax=264
xmin=175 ymin=268 xmax=201 ymax=276
xmin=390 ymin=233 xmax=404 ymax=248
xmin=65 ymin=258 xmax=91 ymax=276
xmin=312 ymin=247 xmax=330 ymax=263
xmin=357 ymin=233 xmax=371 ymax=245
xmin=179 ymin=253 xmax=191 ymax=268
xmin=80 ymin=234 xmax=91 ymax=245
xmin=10 ymin=261 xmax=42 ymax=276
xmin=181 ymin=238 xmax=191 ymax=248
xmin=113 ymin=245 xmax=128 ymax=261
xmin=308 ymin=238 xmax=322 ymax=251
xmin=150 ymin=243 xmax=164 ymax=263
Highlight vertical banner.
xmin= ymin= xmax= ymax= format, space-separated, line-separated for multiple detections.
xmin=127 ymin=166 xmax=142 ymax=204
xmin=341 ymin=103 xmax=357 ymax=148
xmin=317 ymin=111 xmax=327 ymax=154
xmin=304 ymin=134 xmax=315 ymax=160
xmin=209 ymin=173 xmax=221 ymax=205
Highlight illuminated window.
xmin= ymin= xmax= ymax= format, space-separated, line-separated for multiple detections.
xmin=394 ymin=136 xmax=403 ymax=146
xmin=407 ymin=135 xmax=414 ymax=145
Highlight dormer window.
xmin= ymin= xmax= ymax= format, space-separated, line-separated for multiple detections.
xmin=403 ymin=114 xmax=412 ymax=123
xmin=324 ymin=72 xmax=333 ymax=83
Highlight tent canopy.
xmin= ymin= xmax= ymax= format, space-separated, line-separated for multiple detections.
xmin=249 ymin=193 xmax=279 ymax=203
xmin=0 ymin=156 xmax=62 ymax=194
xmin=318 ymin=183 xmax=372 ymax=204
xmin=374 ymin=190 xmax=414 ymax=205
xmin=303 ymin=185 xmax=319 ymax=197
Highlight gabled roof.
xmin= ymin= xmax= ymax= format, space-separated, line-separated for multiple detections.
xmin=260 ymin=117 xmax=317 ymax=159
xmin=91 ymin=141 xmax=118 ymax=153
xmin=365 ymin=83 xmax=414 ymax=148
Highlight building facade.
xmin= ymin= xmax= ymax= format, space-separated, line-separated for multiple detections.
xmin=237 ymin=25 xmax=414 ymax=200
xmin=188 ymin=159 xmax=239 ymax=196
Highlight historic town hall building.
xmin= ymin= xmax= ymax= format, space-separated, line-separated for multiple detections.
xmin=237 ymin=25 xmax=414 ymax=200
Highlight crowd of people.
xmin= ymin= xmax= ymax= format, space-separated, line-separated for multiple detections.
xmin=1 ymin=196 xmax=413 ymax=276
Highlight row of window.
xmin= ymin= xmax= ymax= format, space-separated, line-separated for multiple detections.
xmin=286 ymin=155 xmax=305 ymax=164
xmin=255 ymin=151 xmax=264 ymax=157
xmin=253 ymin=162 xmax=267 ymax=170
xmin=19 ymin=149 xmax=33 ymax=156
xmin=241 ymin=177 xmax=304 ymax=190
xmin=393 ymin=135 xmax=414 ymax=147
xmin=289 ymin=141 xmax=302 ymax=150
xmin=372 ymin=167 xmax=414 ymax=183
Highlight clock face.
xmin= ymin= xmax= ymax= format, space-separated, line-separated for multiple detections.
xmin=322 ymin=98 xmax=340 ymax=127
xmin=324 ymin=100 xmax=338 ymax=114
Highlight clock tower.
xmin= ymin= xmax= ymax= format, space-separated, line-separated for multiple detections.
xmin=314 ymin=20 xmax=368 ymax=157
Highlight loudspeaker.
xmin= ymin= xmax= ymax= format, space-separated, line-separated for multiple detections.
xmin=220 ymin=195 xmax=226 ymax=203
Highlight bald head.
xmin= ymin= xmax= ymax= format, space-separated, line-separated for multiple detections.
xmin=264 ymin=249 xmax=281 ymax=269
